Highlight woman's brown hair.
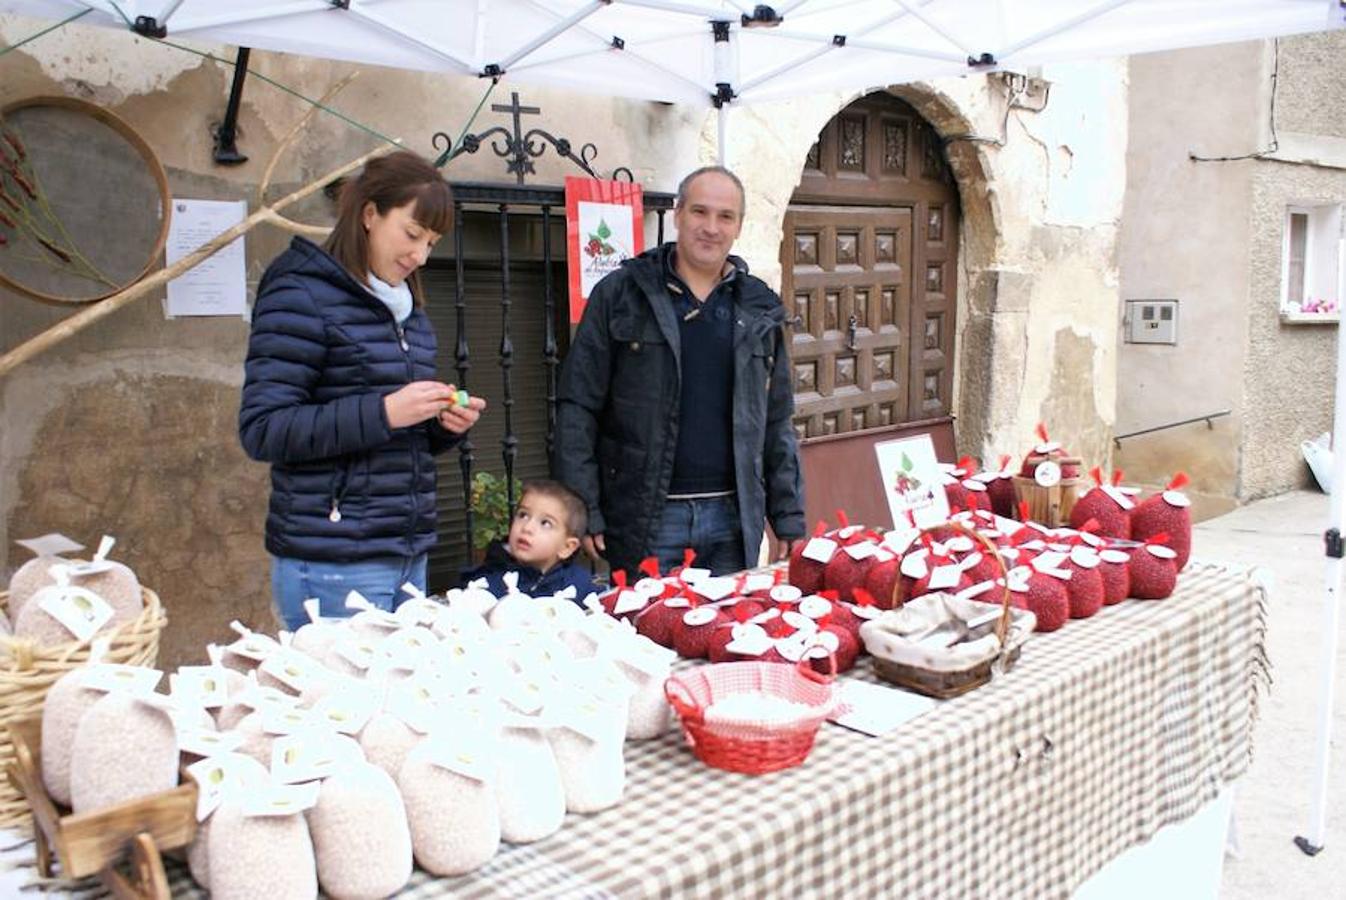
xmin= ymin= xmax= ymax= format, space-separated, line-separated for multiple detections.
xmin=324 ymin=150 xmax=453 ymax=306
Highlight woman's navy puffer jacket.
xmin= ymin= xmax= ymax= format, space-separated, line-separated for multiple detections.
xmin=239 ymin=237 xmax=460 ymax=562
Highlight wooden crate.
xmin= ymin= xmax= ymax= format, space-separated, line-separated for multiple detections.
xmin=6 ymin=715 xmax=197 ymax=899
xmin=1013 ymin=453 xmax=1085 ymax=526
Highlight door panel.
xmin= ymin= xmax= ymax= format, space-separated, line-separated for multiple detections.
xmin=781 ymin=92 xmax=960 ymax=439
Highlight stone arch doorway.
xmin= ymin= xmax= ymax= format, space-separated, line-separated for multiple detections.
xmin=780 ymin=92 xmax=961 ymax=442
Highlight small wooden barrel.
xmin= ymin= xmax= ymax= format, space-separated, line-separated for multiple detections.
xmin=1014 ymin=454 xmax=1084 ymax=526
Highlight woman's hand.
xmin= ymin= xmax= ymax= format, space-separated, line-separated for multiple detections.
xmin=437 ymin=388 xmax=486 ymax=434
xmin=384 ymin=381 xmax=456 ymax=429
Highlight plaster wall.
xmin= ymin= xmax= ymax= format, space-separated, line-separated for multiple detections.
xmin=1116 ymin=42 xmax=1263 ymax=514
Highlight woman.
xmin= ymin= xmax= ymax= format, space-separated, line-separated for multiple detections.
xmin=239 ymin=150 xmax=485 ymax=630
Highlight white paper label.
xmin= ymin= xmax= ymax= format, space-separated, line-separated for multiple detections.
xmin=258 ymin=651 xmax=321 ymax=694
xmin=849 ymin=602 xmax=882 ymax=620
xmin=1035 ymin=441 xmax=1062 ymax=454
xmin=240 ymin=782 xmax=321 ymax=818
xmin=334 ymin=636 xmax=378 ymax=671
xmin=225 ymin=630 xmax=279 ymax=662
xmin=782 ymin=610 xmax=818 ymax=634
xmin=926 ymin=564 xmax=963 ymax=591
xmin=957 ymin=580 xmax=998 ymax=601
xmin=1033 ymin=551 xmax=1069 ymax=573
xmin=187 ymin=756 xmax=233 ymax=821
xmin=801 ymin=537 xmax=838 ymax=564
xmin=882 ymin=528 xmax=920 ymax=556
xmin=900 ymin=552 xmax=930 ymax=579
xmin=259 ymin=706 xmax=322 ymax=736
xmin=1070 ymin=547 xmax=1101 ymax=569
xmin=634 ymin=577 xmax=666 ymax=598
xmin=741 ymin=573 xmax=775 ymax=593
xmin=178 ymin=728 xmax=244 ymax=758
xmin=691 ymin=576 xmax=737 ymax=601
xmin=958 ymin=551 xmax=983 ymax=573
xmin=39 ymin=588 xmax=114 ymax=641
xmin=271 ymin=734 xmax=346 ymax=784
xmin=798 ymin=595 xmax=833 ymax=619
xmin=1147 ymin=545 xmax=1178 ymax=560
xmin=1100 ymin=549 xmax=1130 ymax=564
xmin=15 ymin=533 xmax=84 ymax=557
xmin=421 ymin=740 xmax=494 ymax=783
xmin=1079 ymin=531 xmax=1106 ymax=548
xmin=945 ymin=536 xmax=975 ymax=554
xmin=612 ymin=589 xmax=648 ymax=616
xmin=678 ymin=567 xmax=711 ymax=584
xmin=682 ymin=607 xmax=719 ymax=627
xmin=80 ymin=663 xmax=162 ymax=695
xmin=1162 ymin=490 xmax=1192 ymax=508
xmin=725 ymin=626 xmax=771 ymax=656
xmin=664 ymin=596 xmax=691 ymax=609
xmin=384 ymin=679 xmax=440 ymax=734
xmin=806 ymin=630 xmax=841 ymax=657
xmin=843 ymin=541 xmax=878 ymax=561
xmin=769 ymin=584 xmax=803 ymax=603
xmin=1034 ymin=460 xmax=1062 ymax=487
xmin=774 ymin=634 xmax=809 ymax=662
xmin=171 ymin=666 xmax=230 ymax=708
xmin=312 ymin=689 xmax=380 ymax=735
xmin=1101 ymin=485 xmax=1135 ymax=510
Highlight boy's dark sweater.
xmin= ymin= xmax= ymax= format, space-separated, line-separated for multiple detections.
xmin=462 ymin=540 xmax=598 ymax=604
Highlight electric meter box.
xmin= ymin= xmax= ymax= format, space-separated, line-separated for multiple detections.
xmin=1125 ymin=299 xmax=1178 ymax=345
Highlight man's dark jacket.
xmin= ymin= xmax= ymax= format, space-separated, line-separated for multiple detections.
xmin=554 ymin=243 xmax=805 ymax=573
xmin=239 ymin=237 xmax=461 ymax=562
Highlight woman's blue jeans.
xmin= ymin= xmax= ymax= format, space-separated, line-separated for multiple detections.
xmin=270 ymin=554 xmax=427 ymax=632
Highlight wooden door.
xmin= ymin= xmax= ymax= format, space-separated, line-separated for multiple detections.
xmin=781 ymin=93 xmax=960 ymax=439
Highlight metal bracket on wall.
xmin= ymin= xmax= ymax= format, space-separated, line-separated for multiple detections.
xmin=212 ymin=47 xmax=251 ymax=166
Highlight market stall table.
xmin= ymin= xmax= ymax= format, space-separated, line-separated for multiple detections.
xmin=154 ymin=559 xmax=1265 ymax=900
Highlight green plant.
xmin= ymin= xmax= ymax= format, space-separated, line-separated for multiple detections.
xmin=469 ymin=471 xmax=522 ymax=550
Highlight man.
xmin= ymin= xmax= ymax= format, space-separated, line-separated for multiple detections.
xmin=554 ymin=166 xmax=805 ymax=577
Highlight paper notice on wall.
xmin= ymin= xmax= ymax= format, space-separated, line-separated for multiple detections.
xmin=165 ymin=198 xmax=247 ymax=317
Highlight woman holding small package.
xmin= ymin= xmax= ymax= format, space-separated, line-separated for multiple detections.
xmin=240 ymin=150 xmax=485 ymax=630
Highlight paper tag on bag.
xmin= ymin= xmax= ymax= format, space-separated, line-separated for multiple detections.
xmin=692 ymin=577 xmax=737 ymax=602
xmin=171 ymin=666 xmax=230 ymax=708
xmin=801 ymin=537 xmax=838 ymax=564
xmin=270 ymin=733 xmax=361 ymax=784
xmin=769 ymin=584 xmax=803 ymax=604
xmin=384 ymin=679 xmax=440 ymax=734
xmin=421 ymin=737 xmax=495 ymax=783
xmin=178 ymin=728 xmax=245 ymax=759
xmin=240 ymin=782 xmax=321 ymax=818
xmin=843 ymin=541 xmax=877 ymax=561
xmin=40 ymin=587 xmax=114 ymax=642
xmin=612 ymin=590 xmax=648 ymax=616
xmin=798 ymin=595 xmax=833 ymax=620
xmin=14 ymin=533 xmax=84 ymax=558
xmin=741 ymin=573 xmax=775 ymax=594
xmin=926 ymin=565 xmax=963 ymax=591
xmin=79 ymin=663 xmax=163 ymax=695
xmin=258 ymin=651 xmax=323 ymax=694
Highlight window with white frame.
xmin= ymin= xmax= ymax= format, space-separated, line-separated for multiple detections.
xmin=1281 ymin=203 xmax=1343 ymax=315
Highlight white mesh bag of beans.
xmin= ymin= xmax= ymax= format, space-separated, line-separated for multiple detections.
xmin=207 ymin=788 xmax=318 ymax=900
xmin=398 ymin=739 xmax=501 ymax=876
xmin=69 ymin=691 xmax=177 ymax=813
xmin=308 ymin=761 xmax=413 ymax=899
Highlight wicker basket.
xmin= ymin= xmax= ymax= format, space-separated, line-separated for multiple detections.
xmin=867 ymin=522 xmax=1032 ymax=699
xmin=0 ymin=586 xmax=167 ymax=829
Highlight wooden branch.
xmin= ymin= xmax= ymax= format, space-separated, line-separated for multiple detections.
xmin=256 ymin=70 xmax=361 ymax=238
xmin=0 ymin=143 xmax=395 ymax=379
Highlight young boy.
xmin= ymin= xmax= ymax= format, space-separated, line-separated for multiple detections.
xmin=463 ymin=479 xmax=599 ymax=602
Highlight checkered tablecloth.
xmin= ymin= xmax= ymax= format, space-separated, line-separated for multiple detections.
xmin=139 ymin=560 xmax=1264 ymax=899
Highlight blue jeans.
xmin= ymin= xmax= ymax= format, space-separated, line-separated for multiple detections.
xmin=270 ymin=554 xmax=427 ymax=632
xmin=648 ymin=495 xmax=746 ymax=577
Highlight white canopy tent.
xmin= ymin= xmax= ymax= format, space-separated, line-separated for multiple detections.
xmin=4 ymin=0 xmax=1346 ymax=856
xmin=2 ymin=0 xmax=1344 ymax=161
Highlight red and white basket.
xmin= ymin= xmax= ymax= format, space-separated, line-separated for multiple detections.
xmin=663 ymin=657 xmax=838 ymax=774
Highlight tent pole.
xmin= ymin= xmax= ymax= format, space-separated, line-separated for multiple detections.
xmin=717 ymin=104 xmax=727 ymax=166
xmin=1297 ymin=230 xmax=1346 ymax=856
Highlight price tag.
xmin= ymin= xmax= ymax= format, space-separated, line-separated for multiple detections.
xmin=172 ymin=665 xmax=231 ymax=709
xmin=926 ymin=565 xmax=962 ymax=591
xmin=612 ymin=590 xmax=648 ymax=616
xmin=178 ymin=728 xmax=245 ymax=758
xmin=692 ymin=577 xmax=737 ymax=602
xmin=843 ymin=541 xmax=877 ymax=561
xmin=259 ymin=706 xmax=323 ymax=736
xmin=271 ymin=733 xmax=360 ymax=784
xmin=1034 ymin=460 xmax=1062 ymax=488
xmin=258 ymin=651 xmax=322 ymax=694
xmin=801 ymin=537 xmax=838 ymax=564
xmin=312 ymin=687 xmax=380 ymax=735
xmin=240 ymin=782 xmax=321 ymax=818
xmin=39 ymin=587 xmax=113 ymax=642
xmin=80 ymin=663 xmax=162 ymax=696
xmin=186 ymin=754 xmax=267 ymax=822
xmin=798 ymin=595 xmax=833 ymax=619
xmin=14 ymin=533 xmax=84 ymax=557
xmin=421 ymin=737 xmax=495 ymax=783
xmin=741 ymin=573 xmax=775 ymax=594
